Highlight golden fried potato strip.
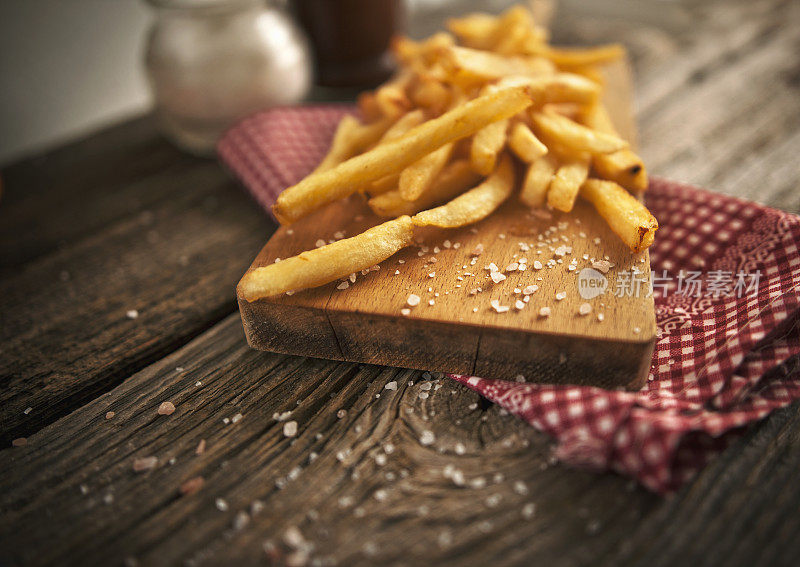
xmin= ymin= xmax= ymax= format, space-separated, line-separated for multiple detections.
xmin=508 ymin=121 xmax=548 ymax=163
xmin=520 ymin=154 xmax=557 ymax=207
xmin=580 ymin=178 xmax=658 ymax=252
xmin=399 ymin=142 xmax=454 ymax=201
xmin=470 ymin=118 xmax=509 ymax=175
xmin=579 ymin=103 xmax=648 ymax=192
xmin=412 ymin=154 xmax=515 ymax=228
xmin=369 ymin=160 xmax=482 ymax=218
xmin=532 ymin=109 xmax=628 ymax=154
xmin=273 ymin=86 xmax=535 ymax=224
xmin=547 ymin=155 xmax=590 ymax=212
xmin=442 ymin=46 xmax=556 ymax=86
xmin=239 ymin=217 xmax=415 ymax=301
xmin=312 ymin=115 xmax=395 ymax=175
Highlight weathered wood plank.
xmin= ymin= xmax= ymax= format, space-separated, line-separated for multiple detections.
xmin=0 ymin=315 xmax=657 ymax=567
xmin=0 ymin=121 xmax=271 ymax=445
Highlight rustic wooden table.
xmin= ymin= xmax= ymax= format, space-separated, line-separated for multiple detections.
xmin=1 ymin=0 xmax=799 ymax=565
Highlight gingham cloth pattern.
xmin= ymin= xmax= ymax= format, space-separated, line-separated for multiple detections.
xmin=218 ymin=106 xmax=800 ymax=494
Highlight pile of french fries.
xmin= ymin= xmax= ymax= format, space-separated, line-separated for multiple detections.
xmin=240 ymin=6 xmax=658 ymax=302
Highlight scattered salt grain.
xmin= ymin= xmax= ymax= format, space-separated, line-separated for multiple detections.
xmin=523 ymin=285 xmax=538 ymax=295
xmin=315 ymin=239 xmax=325 ymax=248
xmin=429 ymin=299 xmax=435 ymax=306
xmin=490 ymin=299 xmax=510 ymax=313
xmin=105 ymin=411 xmax=115 ymax=420
xmin=337 ymin=409 xmax=347 ymax=419
xmin=420 ymin=430 xmax=435 ymax=446
xmin=407 ymin=294 xmax=421 ymax=307
xmin=555 ymin=291 xmax=567 ymax=301
xmin=126 ymin=309 xmax=139 ymax=320
xmin=515 ymin=300 xmax=526 ymax=310
xmin=133 ymin=456 xmax=158 ymax=473
xmin=429 ymin=272 xmax=436 ymax=278
xmin=283 ymin=421 xmax=298 ymax=437
xmin=522 ymin=502 xmax=537 ymax=519
xmin=533 ymin=260 xmax=543 ymax=270
xmin=385 ymin=381 xmax=398 ymax=391
xmin=633 ymin=327 xmax=641 ymax=334
xmin=592 ymin=260 xmax=614 ymax=273
xmin=539 ymin=306 xmax=551 ymax=318
xmin=597 ymin=313 xmax=605 ymax=322
xmin=231 ymin=413 xmax=243 ymax=424
xmin=505 ymin=263 xmax=519 ymax=272
xmin=158 ymin=401 xmax=176 ymax=415
xmin=215 ymin=498 xmax=229 ymax=512
xmin=490 ymin=271 xmax=506 ymax=284
xmin=578 ymin=303 xmax=592 ymax=316
xmin=196 ymin=439 xmax=206 ymax=455
xmin=337 ymin=281 xmax=349 ymax=290
xmin=401 ymin=308 xmax=411 ymax=316
xmin=180 ymin=476 xmax=205 ymax=496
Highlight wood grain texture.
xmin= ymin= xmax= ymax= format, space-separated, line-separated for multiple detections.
xmin=1 ymin=0 xmax=800 ymax=565
xmin=0 ymin=315 xmax=657 ymax=567
xmin=238 ymin=60 xmax=655 ymax=388
xmin=0 ymin=120 xmax=270 ymax=445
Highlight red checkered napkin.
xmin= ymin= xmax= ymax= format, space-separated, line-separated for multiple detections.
xmin=219 ymin=106 xmax=800 ymax=494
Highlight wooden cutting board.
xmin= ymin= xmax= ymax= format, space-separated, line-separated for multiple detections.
xmin=237 ymin=60 xmax=656 ymax=389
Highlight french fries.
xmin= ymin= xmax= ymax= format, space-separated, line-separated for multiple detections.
xmin=532 ymin=109 xmax=628 ymax=154
xmin=273 ymin=86 xmax=535 ymax=224
xmin=312 ymin=115 xmax=394 ymax=175
xmin=547 ymin=155 xmax=590 ymax=212
xmin=369 ymin=160 xmax=482 ymax=217
xmin=581 ymin=179 xmax=658 ymax=252
xmin=412 ymin=154 xmax=515 ymax=228
xmin=508 ymin=122 xmax=548 ymax=163
xmin=520 ymin=154 xmax=557 ymax=207
xmin=470 ymin=119 xmax=509 ymax=175
xmin=245 ymin=6 xmax=659 ymax=301
xmin=579 ymin=103 xmax=648 ymax=192
xmin=239 ymin=217 xmax=414 ymax=301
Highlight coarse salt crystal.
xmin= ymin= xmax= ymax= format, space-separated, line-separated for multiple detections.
xmin=420 ymin=430 xmax=436 ymax=446
xmin=158 ymin=402 xmax=175 ymax=415
xmin=514 ymin=300 xmax=525 ymax=310
xmin=385 ymin=381 xmax=398 ymax=391
xmin=533 ymin=260 xmax=543 ymax=270
xmin=334 ymin=231 xmax=345 ymax=240
xmin=315 ymin=239 xmax=325 ymax=248
xmin=486 ymin=262 xmax=499 ymax=272
xmin=592 ymin=260 xmax=614 ymax=274
xmin=490 ymin=299 xmax=510 ymax=313
xmin=401 ymin=308 xmax=411 ymax=316
xmin=539 ymin=306 xmax=551 ymax=317
xmin=523 ymin=285 xmax=538 ymax=295
xmin=578 ymin=303 xmax=592 ymax=315
xmin=555 ymin=291 xmax=567 ymax=301
xmin=283 ymin=421 xmax=298 ymax=437
xmin=126 ymin=309 xmax=139 ymax=320
xmin=337 ymin=281 xmax=349 ymax=290
xmin=428 ymin=299 xmax=435 ymax=306
xmin=407 ymin=294 xmax=420 ymax=306
xmin=490 ymin=271 xmax=506 ymax=284
xmin=505 ymin=263 xmax=519 ymax=272
xmin=133 ymin=456 xmax=158 ymax=472
xmin=597 ymin=313 xmax=605 ymax=322
xmin=105 ymin=411 xmax=115 ymax=420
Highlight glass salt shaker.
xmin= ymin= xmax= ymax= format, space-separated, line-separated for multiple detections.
xmin=144 ymin=0 xmax=312 ymax=155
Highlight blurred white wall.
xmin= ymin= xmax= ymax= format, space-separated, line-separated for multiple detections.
xmin=0 ymin=0 xmax=151 ymax=165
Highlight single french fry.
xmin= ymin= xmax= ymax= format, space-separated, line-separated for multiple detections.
xmin=508 ymin=121 xmax=548 ymax=163
xmin=410 ymin=77 xmax=451 ymax=115
xmin=369 ymin=159 xmax=482 ymax=217
xmin=489 ymin=73 xmax=600 ymax=106
xmin=520 ymin=154 xmax=557 ymax=207
xmin=530 ymin=44 xmax=625 ymax=67
xmin=447 ymin=13 xmax=499 ymax=50
xmin=238 ymin=217 xmax=414 ymax=301
xmin=470 ymin=118 xmax=509 ymax=175
xmin=580 ymin=178 xmax=658 ymax=252
xmin=412 ymin=154 xmax=515 ymax=228
xmin=375 ymin=72 xmax=413 ymax=118
xmin=357 ymin=92 xmax=382 ymax=123
xmin=579 ymin=103 xmax=648 ymax=192
xmin=442 ymin=45 xmax=556 ymax=86
xmin=312 ymin=115 xmax=395 ymax=174
xmin=399 ymin=142 xmax=454 ymax=201
xmin=532 ymin=109 xmax=628 ymax=154
xmin=273 ymin=85 xmax=536 ymax=224
xmin=547 ymin=155 xmax=590 ymax=212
